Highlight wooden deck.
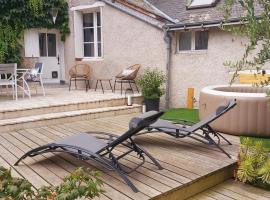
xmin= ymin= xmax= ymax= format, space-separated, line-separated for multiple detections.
xmin=0 ymin=114 xmax=241 ymax=200
xmin=188 ymin=179 xmax=270 ymax=200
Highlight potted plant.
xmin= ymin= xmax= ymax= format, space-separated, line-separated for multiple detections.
xmin=136 ymin=68 xmax=166 ymax=111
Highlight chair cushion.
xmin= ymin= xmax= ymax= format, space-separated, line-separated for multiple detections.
xmin=121 ymin=69 xmax=135 ymax=76
xmin=53 ymin=133 xmax=107 ymax=154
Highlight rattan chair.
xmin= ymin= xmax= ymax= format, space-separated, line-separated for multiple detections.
xmin=114 ymin=64 xmax=140 ymax=94
xmin=69 ymin=63 xmax=92 ymax=92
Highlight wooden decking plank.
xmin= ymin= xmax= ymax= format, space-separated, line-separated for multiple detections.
xmin=0 ymin=134 xmax=63 ymax=186
xmin=25 ymin=126 xmax=155 ymax=199
xmin=217 ymin=180 xmax=270 ymax=199
xmin=0 ymin=144 xmax=49 ymax=188
xmin=200 ymin=190 xmax=235 ymax=200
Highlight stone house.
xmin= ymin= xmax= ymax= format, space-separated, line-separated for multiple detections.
xmin=23 ymin=0 xmax=248 ymax=108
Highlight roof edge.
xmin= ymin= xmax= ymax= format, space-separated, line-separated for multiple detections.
xmin=100 ymin=0 xmax=165 ymax=30
xmin=143 ymin=0 xmax=178 ymax=23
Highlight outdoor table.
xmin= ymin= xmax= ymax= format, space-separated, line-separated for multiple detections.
xmin=94 ymin=78 xmax=113 ymax=94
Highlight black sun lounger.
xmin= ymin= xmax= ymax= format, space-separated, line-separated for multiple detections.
xmin=139 ymin=100 xmax=237 ymax=158
xmin=15 ymin=111 xmax=164 ymax=193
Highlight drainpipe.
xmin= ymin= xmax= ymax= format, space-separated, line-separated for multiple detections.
xmin=163 ymin=27 xmax=172 ymax=109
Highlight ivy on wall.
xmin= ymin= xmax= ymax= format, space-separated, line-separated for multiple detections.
xmin=0 ymin=0 xmax=70 ymax=64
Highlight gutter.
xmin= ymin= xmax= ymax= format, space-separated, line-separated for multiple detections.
xmin=163 ymin=28 xmax=172 ymax=109
xmin=165 ymin=18 xmax=245 ymax=31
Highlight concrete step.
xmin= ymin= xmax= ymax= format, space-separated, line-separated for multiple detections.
xmin=0 ymin=96 xmax=143 ymax=120
xmin=0 ymin=104 xmax=142 ymax=133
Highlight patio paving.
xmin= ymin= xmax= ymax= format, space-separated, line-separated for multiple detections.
xmin=0 ymin=113 xmax=240 ymax=200
xmin=0 ymin=85 xmax=141 ymax=112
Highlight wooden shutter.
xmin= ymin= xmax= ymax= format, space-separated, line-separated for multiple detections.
xmin=74 ymin=11 xmax=84 ymax=58
xmin=24 ymin=29 xmax=40 ymax=57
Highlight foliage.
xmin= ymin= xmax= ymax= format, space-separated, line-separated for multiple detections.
xmin=136 ymin=68 xmax=166 ymax=99
xmin=0 ymin=0 xmax=70 ymax=64
xmin=222 ymin=0 xmax=270 ymax=86
xmin=0 ymin=166 xmax=104 ymax=200
xmin=236 ymin=137 xmax=270 ymax=189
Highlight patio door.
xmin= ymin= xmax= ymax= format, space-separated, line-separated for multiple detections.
xmin=38 ymin=31 xmax=61 ymax=83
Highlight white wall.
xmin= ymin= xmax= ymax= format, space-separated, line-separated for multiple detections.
xmin=170 ymin=28 xmax=247 ymax=107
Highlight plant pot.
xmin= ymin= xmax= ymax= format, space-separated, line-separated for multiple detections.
xmin=144 ymin=98 xmax=160 ymax=112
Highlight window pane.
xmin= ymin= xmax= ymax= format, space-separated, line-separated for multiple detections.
xmin=97 ymin=12 xmax=101 ymax=26
xmin=179 ymin=32 xmax=191 ymax=51
xmin=98 ymin=43 xmax=102 ymax=57
xmin=83 ymin=13 xmax=94 ymax=27
xmin=195 ymin=31 xmax=208 ymax=50
xmin=84 ymin=28 xmax=94 ymax=42
xmin=47 ymin=34 xmax=56 ymax=57
xmin=39 ymin=33 xmax=47 ymax=57
xmin=84 ymin=43 xmax=94 ymax=57
xmin=97 ymin=27 xmax=101 ymax=42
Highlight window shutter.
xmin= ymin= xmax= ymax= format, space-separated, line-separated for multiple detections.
xmin=74 ymin=11 xmax=84 ymax=58
xmin=24 ymin=29 xmax=40 ymax=57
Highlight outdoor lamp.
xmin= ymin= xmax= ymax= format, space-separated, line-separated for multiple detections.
xmin=125 ymin=88 xmax=134 ymax=106
xmin=51 ymin=8 xmax=58 ymax=24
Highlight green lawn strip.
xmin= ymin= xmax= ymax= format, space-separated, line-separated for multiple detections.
xmin=161 ymin=108 xmax=200 ymax=123
xmin=162 ymin=108 xmax=270 ymax=149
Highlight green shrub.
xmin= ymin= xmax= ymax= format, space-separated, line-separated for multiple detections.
xmin=236 ymin=137 xmax=270 ymax=190
xmin=136 ymin=68 xmax=166 ymax=99
xmin=0 ymin=166 xmax=104 ymax=200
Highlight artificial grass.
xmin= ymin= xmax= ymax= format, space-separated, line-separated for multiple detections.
xmin=161 ymin=108 xmax=200 ymax=123
xmin=162 ymin=107 xmax=270 ymax=149
xmin=240 ymin=136 xmax=270 ymax=150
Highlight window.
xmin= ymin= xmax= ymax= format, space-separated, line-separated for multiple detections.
xmin=187 ymin=0 xmax=218 ymax=9
xmin=39 ymin=33 xmax=57 ymax=57
xmin=195 ymin=31 xmax=208 ymax=50
xmin=83 ymin=12 xmax=102 ymax=58
xmin=179 ymin=32 xmax=192 ymax=51
xmin=178 ymin=30 xmax=208 ymax=52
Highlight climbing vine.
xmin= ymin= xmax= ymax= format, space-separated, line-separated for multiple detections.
xmin=0 ymin=0 xmax=70 ymax=64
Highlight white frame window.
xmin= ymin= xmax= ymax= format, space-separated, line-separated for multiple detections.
xmin=178 ymin=30 xmax=209 ymax=53
xmin=83 ymin=11 xmax=102 ymax=58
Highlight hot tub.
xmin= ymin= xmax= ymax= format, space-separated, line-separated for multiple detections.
xmin=199 ymin=85 xmax=270 ymax=137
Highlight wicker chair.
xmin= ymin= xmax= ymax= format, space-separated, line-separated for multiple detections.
xmin=69 ymin=63 xmax=92 ymax=92
xmin=114 ymin=64 xmax=140 ymax=94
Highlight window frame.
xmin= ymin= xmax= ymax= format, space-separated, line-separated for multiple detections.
xmin=177 ymin=30 xmax=209 ymax=53
xmin=82 ymin=10 xmax=103 ymax=59
xmin=39 ymin=32 xmax=57 ymax=58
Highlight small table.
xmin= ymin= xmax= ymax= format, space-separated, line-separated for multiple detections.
xmin=95 ymin=78 xmax=113 ymax=94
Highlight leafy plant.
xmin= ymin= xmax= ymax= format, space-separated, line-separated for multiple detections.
xmin=0 ymin=0 xmax=70 ymax=64
xmin=136 ymin=68 xmax=166 ymax=99
xmin=236 ymin=137 xmax=270 ymax=189
xmin=0 ymin=166 xmax=104 ymax=200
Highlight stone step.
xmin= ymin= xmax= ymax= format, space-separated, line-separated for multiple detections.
xmin=0 ymin=104 xmax=142 ymax=133
xmin=0 ymin=96 xmax=143 ymax=120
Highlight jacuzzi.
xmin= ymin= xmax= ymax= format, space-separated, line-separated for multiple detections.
xmin=199 ymin=85 xmax=270 ymax=137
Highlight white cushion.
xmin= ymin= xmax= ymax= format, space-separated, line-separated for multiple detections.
xmin=121 ymin=69 xmax=134 ymax=76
